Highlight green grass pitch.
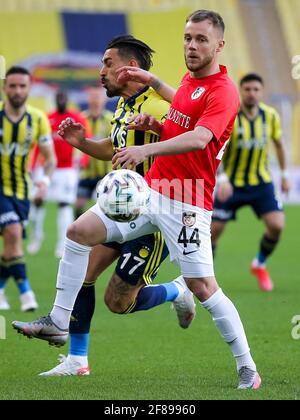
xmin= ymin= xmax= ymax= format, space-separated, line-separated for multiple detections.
xmin=0 ymin=205 xmax=299 ymax=400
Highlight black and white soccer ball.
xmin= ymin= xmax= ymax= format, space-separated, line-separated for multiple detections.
xmin=96 ymin=169 xmax=151 ymax=223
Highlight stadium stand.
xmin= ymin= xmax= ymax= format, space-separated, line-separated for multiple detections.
xmin=0 ymin=0 xmax=191 ymax=12
xmin=0 ymin=0 xmax=298 ymax=166
xmin=200 ymin=0 xmax=253 ymax=83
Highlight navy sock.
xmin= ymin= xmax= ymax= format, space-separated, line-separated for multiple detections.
xmin=129 ymin=282 xmax=179 ymax=314
xmin=0 ymin=257 xmax=10 ymax=290
xmin=6 ymin=256 xmax=31 ymax=295
xmin=69 ymin=283 xmax=96 ymax=357
xmin=257 ymin=235 xmax=280 ymax=265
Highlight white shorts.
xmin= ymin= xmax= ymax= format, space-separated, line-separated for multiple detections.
xmin=47 ymin=168 xmax=78 ymax=204
xmin=90 ymin=189 xmax=214 ymax=279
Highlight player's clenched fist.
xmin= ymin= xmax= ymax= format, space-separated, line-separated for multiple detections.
xmin=58 ymin=117 xmax=86 ymax=147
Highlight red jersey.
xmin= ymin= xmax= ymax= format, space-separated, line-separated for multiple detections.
xmin=48 ymin=110 xmax=91 ymax=168
xmin=146 ymin=66 xmax=240 ymax=210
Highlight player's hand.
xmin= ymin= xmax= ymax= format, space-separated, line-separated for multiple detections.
xmin=33 ymin=178 xmax=49 ymax=202
xmin=281 ymin=177 xmax=290 ymax=195
xmin=116 ymin=66 xmax=154 ymax=85
xmin=58 ymin=118 xmax=86 ymax=148
xmin=127 ymin=113 xmax=163 ymax=135
xmin=112 ymin=146 xmax=147 ymax=170
xmin=216 ymin=176 xmax=234 ymax=203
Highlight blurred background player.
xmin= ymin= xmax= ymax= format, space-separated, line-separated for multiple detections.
xmin=0 ymin=66 xmax=56 ymax=311
xmin=27 ymin=90 xmax=91 ymax=258
xmin=212 ymin=73 xmax=290 ymax=292
xmin=75 ymin=86 xmax=113 ymax=219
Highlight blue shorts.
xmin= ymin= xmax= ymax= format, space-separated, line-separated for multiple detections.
xmin=213 ymin=182 xmax=283 ymax=223
xmin=105 ymin=233 xmax=169 ymax=286
xmin=0 ymin=193 xmax=30 ymax=233
xmin=77 ymin=177 xmax=101 ymax=200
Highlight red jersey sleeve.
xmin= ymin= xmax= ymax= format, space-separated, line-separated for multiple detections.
xmin=196 ymin=86 xmax=240 ymax=140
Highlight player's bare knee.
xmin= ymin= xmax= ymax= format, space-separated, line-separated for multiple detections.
xmin=268 ymin=218 xmax=285 ymax=238
xmin=186 ymin=277 xmax=219 ymax=302
xmin=104 ymin=290 xmax=128 ymax=314
xmin=104 ymin=274 xmax=136 ymax=314
xmin=4 ymin=225 xmax=22 ymax=246
xmin=67 ymin=221 xmax=89 ymax=244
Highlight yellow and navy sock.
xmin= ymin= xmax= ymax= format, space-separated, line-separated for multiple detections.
xmin=69 ymin=282 xmax=95 ymax=357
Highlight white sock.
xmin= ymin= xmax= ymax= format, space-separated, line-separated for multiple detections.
xmin=29 ymin=205 xmax=36 ymax=223
xmin=32 ymin=205 xmax=45 ymax=242
xmin=173 ymin=276 xmax=186 ymax=301
xmin=57 ymin=206 xmax=74 ymax=250
xmin=201 ymin=288 xmax=256 ymax=372
xmin=68 ymin=355 xmax=89 ymax=367
xmin=254 ymin=258 xmax=266 ymax=269
xmin=50 ymin=238 xmax=91 ymax=330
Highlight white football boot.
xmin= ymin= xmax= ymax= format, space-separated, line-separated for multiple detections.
xmin=20 ymin=291 xmax=39 ymax=312
xmin=172 ymin=276 xmax=196 ymax=329
xmin=0 ymin=290 xmax=10 ymax=310
xmin=39 ymin=355 xmax=90 ymax=377
xmin=12 ymin=314 xmax=68 ymax=347
xmin=27 ymin=239 xmax=43 ymax=256
xmin=238 ymin=367 xmax=262 ymax=390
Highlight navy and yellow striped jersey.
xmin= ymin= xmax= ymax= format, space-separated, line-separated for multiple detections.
xmin=223 ymin=103 xmax=282 ymax=187
xmin=81 ymin=110 xmax=113 ymax=179
xmin=111 ymin=86 xmax=170 ymax=177
xmin=0 ymin=102 xmax=52 ymax=200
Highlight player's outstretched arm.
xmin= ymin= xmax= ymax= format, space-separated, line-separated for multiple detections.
xmin=116 ymin=66 xmax=176 ymax=103
xmin=58 ymin=117 xmax=114 ymax=161
xmin=34 ymin=142 xmax=57 ymax=201
xmin=215 ymin=167 xmax=234 ymax=203
xmin=112 ymin=126 xmax=213 ymax=169
xmin=273 ymin=139 xmax=290 ymax=194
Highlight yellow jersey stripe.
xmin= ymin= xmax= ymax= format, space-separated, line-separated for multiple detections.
xmin=0 ymin=103 xmax=51 ymax=200
xmin=147 ymin=233 xmax=165 ymax=283
xmin=224 ymin=103 xmax=283 ymax=187
xmin=143 ymin=232 xmax=162 ymax=285
xmin=81 ymin=111 xmax=113 ymax=179
xmin=142 ymin=232 xmax=159 ymax=285
xmin=2 ymin=116 xmax=14 ymax=196
xmin=111 ymin=87 xmax=169 ymax=177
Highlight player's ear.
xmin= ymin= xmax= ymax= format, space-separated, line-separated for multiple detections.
xmin=128 ymin=58 xmax=139 ymax=69
xmin=216 ymin=39 xmax=225 ymax=53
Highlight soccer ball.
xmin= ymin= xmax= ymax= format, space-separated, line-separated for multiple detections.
xmin=96 ymin=169 xmax=151 ymax=222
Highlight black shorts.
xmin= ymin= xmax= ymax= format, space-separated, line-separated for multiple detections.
xmin=213 ymin=182 xmax=283 ymax=223
xmin=77 ymin=177 xmax=101 ymax=200
xmin=105 ymin=232 xmax=169 ymax=286
xmin=0 ymin=192 xmax=30 ymax=236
